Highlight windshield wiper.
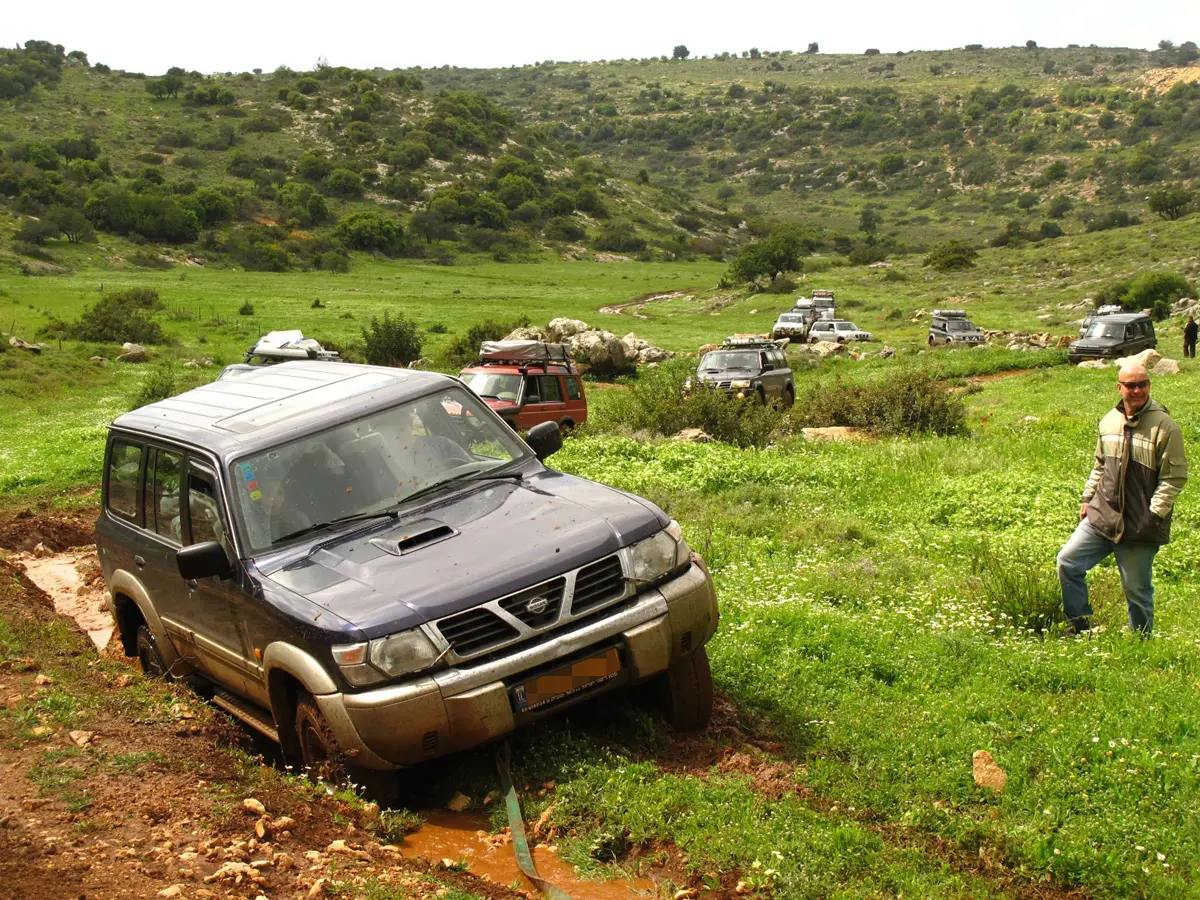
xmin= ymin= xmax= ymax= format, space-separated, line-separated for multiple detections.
xmin=274 ymin=508 xmax=400 ymax=544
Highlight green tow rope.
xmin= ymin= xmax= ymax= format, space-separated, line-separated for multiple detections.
xmin=495 ymin=741 xmax=573 ymax=900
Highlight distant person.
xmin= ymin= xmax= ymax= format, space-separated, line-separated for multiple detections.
xmin=1056 ymin=361 xmax=1187 ymax=635
xmin=1184 ymin=315 xmax=1197 ymax=359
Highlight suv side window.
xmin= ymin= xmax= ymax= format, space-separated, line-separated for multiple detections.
xmin=187 ymin=467 xmax=229 ymax=550
xmin=772 ymin=350 xmax=787 ymax=369
xmin=107 ymin=439 xmax=144 ymax=522
xmin=537 ymin=375 xmax=563 ymax=403
xmin=564 ymin=376 xmax=582 ymax=401
xmin=146 ymin=449 xmax=184 ymax=543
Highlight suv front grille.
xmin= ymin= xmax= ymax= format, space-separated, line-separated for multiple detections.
xmin=437 ymin=608 xmax=520 ymax=656
xmin=499 ymin=578 xmax=565 ymax=628
xmin=430 ymin=554 xmax=633 ymax=663
xmin=571 ymin=556 xmax=626 ymax=614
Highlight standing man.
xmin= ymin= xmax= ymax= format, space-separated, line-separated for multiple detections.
xmin=1057 ymin=361 xmax=1187 ymax=635
xmin=1184 ymin=315 xmax=1197 ymax=359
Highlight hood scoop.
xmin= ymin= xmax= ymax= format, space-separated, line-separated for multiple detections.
xmin=370 ymin=520 xmax=458 ymax=557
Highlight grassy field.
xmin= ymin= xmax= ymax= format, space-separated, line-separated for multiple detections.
xmin=3 ymin=243 xmax=1200 ymax=896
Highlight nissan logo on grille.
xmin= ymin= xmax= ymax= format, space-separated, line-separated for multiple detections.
xmin=525 ymin=596 xmax=550 ymax=615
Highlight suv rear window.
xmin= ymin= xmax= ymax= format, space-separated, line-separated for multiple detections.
xmin=107 ymin=440 xmax=144 ymax=521
xmin=564 ymin=376 xmax=582 ymax=401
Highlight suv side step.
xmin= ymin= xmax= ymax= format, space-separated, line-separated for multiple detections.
xmin=212 ymin=689 xmax=279 ymax=743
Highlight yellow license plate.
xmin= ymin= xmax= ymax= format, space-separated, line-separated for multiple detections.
xmin=511 ymin=647 xmax=621 ymax=712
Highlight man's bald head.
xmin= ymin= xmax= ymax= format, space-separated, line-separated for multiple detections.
xmin=1117 ymin=361 xmax=1151 ymax=415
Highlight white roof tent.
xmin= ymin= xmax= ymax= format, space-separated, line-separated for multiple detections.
xmin=932 ymin=309 xmax=971 ymax=319
xmin=244 ymin=330 xmax=341 ymax=363
xmin=477 ymin=340 xmax=575 ymax=371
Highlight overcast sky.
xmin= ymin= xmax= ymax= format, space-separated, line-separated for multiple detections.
xmin=4 ymin=0 xmax=1197 ymax=75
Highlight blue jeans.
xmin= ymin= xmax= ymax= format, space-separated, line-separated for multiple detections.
xmin=1056 ymin=519 xmax=1159 ymax=633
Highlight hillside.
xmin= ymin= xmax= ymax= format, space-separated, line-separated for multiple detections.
xmin=0 ymin=39 xmax=1198 ymax=277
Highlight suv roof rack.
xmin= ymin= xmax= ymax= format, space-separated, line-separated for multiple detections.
xmin=932 ymin=309 xmax=970 ymax=318
xmin=245 ymin=330 xmax=341 ymax=363
xmin=811 ymin=289 xmax=835 ymax=299
xmin=1095 ymin=304 xmax=1123 ymax=316
xmin=477 ymin=340 xmax=575 ymax=372
xmin=722 ymin=334 xmax=786 ymax=349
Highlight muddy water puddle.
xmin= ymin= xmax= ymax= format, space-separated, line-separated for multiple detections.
xmin=16 ymin=548 xmax=113 ymax=649
xmin=401 ymin=810 xmax=656 ymax=900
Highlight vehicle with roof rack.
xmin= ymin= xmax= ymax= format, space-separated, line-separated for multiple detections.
xmin=1077 ymin=304 xmax=1125 ymax=339
xmin=96 ymin=361 xmax=719 ymax=791
xmin=218 ymin=330 xmax=342 ymax=381
xmin=811 ymin=289 xmax=836 ymax=320
xmin=689 ymin=335 xmax=794 ymax=407
xmin=1069 ymin=312 xmax=1156 ymax=364
xmin=458 ymin=340 xmax=587 ymax=432
xmin=808 ymin=319 xmax=873 ymax=344
xmin=928 ymin=310 xmax=986 ymax=347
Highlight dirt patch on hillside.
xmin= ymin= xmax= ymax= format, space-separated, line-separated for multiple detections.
xmin=0 ymin=509 xmax=95 ymax=553
xmin=1142 ymin=65 xmax=1200 ymax=91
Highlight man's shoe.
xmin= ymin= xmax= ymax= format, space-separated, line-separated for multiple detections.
xmin=1064 ymin=618 xmax=1092 ymax=637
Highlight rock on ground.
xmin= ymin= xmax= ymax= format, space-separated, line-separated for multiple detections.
xmin=1152 ymin=358 xmax=1181 ymax=376
xmin=808 ymin=340 xmax=847 ymax=358
xmin=972 ymin=750 xmax=1007 ymax=793
xmin=1077 ymin=360 xmax=1109 ymax=369
xmin=801 ymin=427 xmax=868 ymax=443
xmin=1115 ymin=348 xmax=1162 ymax=370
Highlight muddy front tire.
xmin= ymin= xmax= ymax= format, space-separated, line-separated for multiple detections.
xmin=657 ymin=646 xmax=714 ymax=731
xmin=136 ymin=625 xmax=168 ymax=679
xmin=294 ymin=691 xmax=399 ymax=804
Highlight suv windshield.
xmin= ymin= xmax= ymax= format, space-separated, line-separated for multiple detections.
xmin=946 ymin=320 xmax=975 ymax=332
xmin=1085 ymin=322 xmax=1125 ymax=340
xmin=700 ymin=351 xmax=759 ymax=370
xmin=460 ymin=371 xmax=522 ymax=402
xmin=230 ymin=386 xmax=529 ymax=551
xmin=777 ymin=315 xmax=802 ymax=323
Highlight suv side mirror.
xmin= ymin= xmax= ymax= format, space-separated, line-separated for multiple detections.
xmin=522 ymin=394 xmax=542 ymax=407
xmin=177 ymin=541 xmax=233 ymax=580
xmin=525 ymin=421 xmax=562 ymax=461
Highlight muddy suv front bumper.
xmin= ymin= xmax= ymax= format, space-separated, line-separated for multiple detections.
xmin=319 ymin=557 xmax=718 ymax=768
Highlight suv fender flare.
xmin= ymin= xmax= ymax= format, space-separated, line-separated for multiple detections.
xmin=107 ymin=569 xmax=181 ymax=669
xmin=262 ymin=642 xmax=396 ymax=771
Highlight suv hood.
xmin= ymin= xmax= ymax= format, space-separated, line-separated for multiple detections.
xmin=1071 ymin=336 xmax=1122 ymax=352
xmin=262 ymin=472 xmax=667 ymax=638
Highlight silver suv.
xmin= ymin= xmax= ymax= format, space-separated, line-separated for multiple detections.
xmin=928 ymin=310 xmax=985 ymax=346
xmin=808 ymin=320 xmax=873 ymax=344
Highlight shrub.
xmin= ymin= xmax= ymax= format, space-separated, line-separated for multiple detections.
xmin=130 ymin=363 xmax=178 ymax=410
xmin=67 ymin=289 xmax=168 ymax=344
xmin=361 ymin=311 xmax=423 ymax=367
xmin=788 ymin=368 xmax=966 ymax=436
xmin=238 ymin=301 xmax=255 ymax=316
xmin=1125 ymin=271 xmax=1193 ymax=320
xmin=596 ymin=361 xmax=782 ymax=449
xmin=593 ymin=223 xmax=646 ymax=253
xmin=923 ymin=240 xmax=978 ymax=271
xmin=973 ymin=545 xmax=1063 ymax=634
xmin=335 ymin=212 xmax=406 ymax=256
xmin=325 ymin=168 xmax=363 ymax=198
xmin=1148 ymin=186 xmax=1194 ymax=221
xmin=1084 ymin=209 xmax=1139 ymax=232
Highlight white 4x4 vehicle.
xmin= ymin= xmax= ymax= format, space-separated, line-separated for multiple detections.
xmin=808 ymin=320 xmax=872 ymax=344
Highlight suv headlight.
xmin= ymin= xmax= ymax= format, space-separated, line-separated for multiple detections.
xmin=730 ymin=379 xmax=752 ymax=389
xmin=368 ymin=628 xmax=443 ymax=678
xmin=629 ymin=520 xmax=691 ymax=586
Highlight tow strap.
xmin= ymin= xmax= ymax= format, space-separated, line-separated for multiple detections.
xmin=495 ymin=741 xmax=573 ymax=900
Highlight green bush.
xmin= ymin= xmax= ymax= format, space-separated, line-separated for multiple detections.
xmin=335 ymin=211 xmax=406 ymax=256
xmin=592 ymin=361 xmax=783 ymax=448
xmin=361 ymin=311 xmax=423 ymax=367
xmin=789 ymin=368 xmax=966 ymax=436
xmin=972 ymin=545 xmax=1063 ymax=634
xmin=238 ymin=301 xmax=255 ymax=316
xmin=66 ymin=289 xmax=168 ymax=345
xmin=130 ymin=363 xmax=178 ymax=410
xmin=1126 ymin=271 xmax=1192 ymax=320
xmin=923 ymin=240 xmax=978 ymax=271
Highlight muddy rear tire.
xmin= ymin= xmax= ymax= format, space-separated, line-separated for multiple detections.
xmin=657 ymin=646 xmax=714 ymax=732
xmin=136 ymin=625 xmax=168 ymax=679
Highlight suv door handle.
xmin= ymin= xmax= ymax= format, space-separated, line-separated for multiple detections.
xmin=134 ymin=555 xmax=146 ymax=568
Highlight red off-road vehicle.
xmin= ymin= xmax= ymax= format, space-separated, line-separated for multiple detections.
xmin=459 ymin=341 xmax=588 ymax=432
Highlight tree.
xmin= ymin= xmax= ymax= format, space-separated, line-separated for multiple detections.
xmin=1126 ymin=271 xmax=1192 ymax=320
xmin=923 ymin=240 xmax=978 ymax=271
xmin=335 ymin=211 xmax=406 ymax=255
xmin=805 ymin=43 xmax=819 ymax=54
xmin=325 ymin=168 xmax=364 ymax=198
xmin=361 ymin=312 xmax=423 ymax=367
xmin=727 ymin=233 xmax=804 ymax=284
xmin=1025 ymin=40 xmax=1038 ymax=50
xmin=1148 ymin=186 xmax=1194 ymax=221
xmin=748 ymin=48 xmax=761 ymax=60
xmin=672 ymin=45 xmax=690 ymax=60
xmin=409 ymin=209 xmax=454 ymax=243
xmin=48 ymin=206 xmax=94 ymax=243
xmin=296 ymin=151 xmax=332 ymax=182
xmin=858 ymin=208 xmax=881 ymax=235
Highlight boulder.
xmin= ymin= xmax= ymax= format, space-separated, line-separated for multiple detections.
xmin=567 ymin=330 xmax=632 ymax=369
xmin=1115 ymin=348 xmax=1162 ymax=371
xmin=672 ymin=428 xmax=713 ymax=443
xmin=637 ymin=346 xmax=673 ymax=364
xmin=121 ymin=342 xmax=147 ymax=354
xmin=808 ymin=340 xmax=847 ymax=358
xmin=1151 ymin=358 xmax=1181 ymax=376
xmin=878 ymin=346 xmax=896 ymax=359
xmin=504 ymin=326 xmax=549 ymax=342
xmin=546 ymin=318 xmax=590 ymax=341
xmin=972 ymin=749 xmax=1007 ymax=793
xmin=801 ymin=426 xmax=868 ymax=443
xmin=1077 ymin=360 xmax=1109 ymax=369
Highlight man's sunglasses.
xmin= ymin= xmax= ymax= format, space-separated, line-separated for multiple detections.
xmin=1118 ymin=380 xmax=1150 ymax=389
